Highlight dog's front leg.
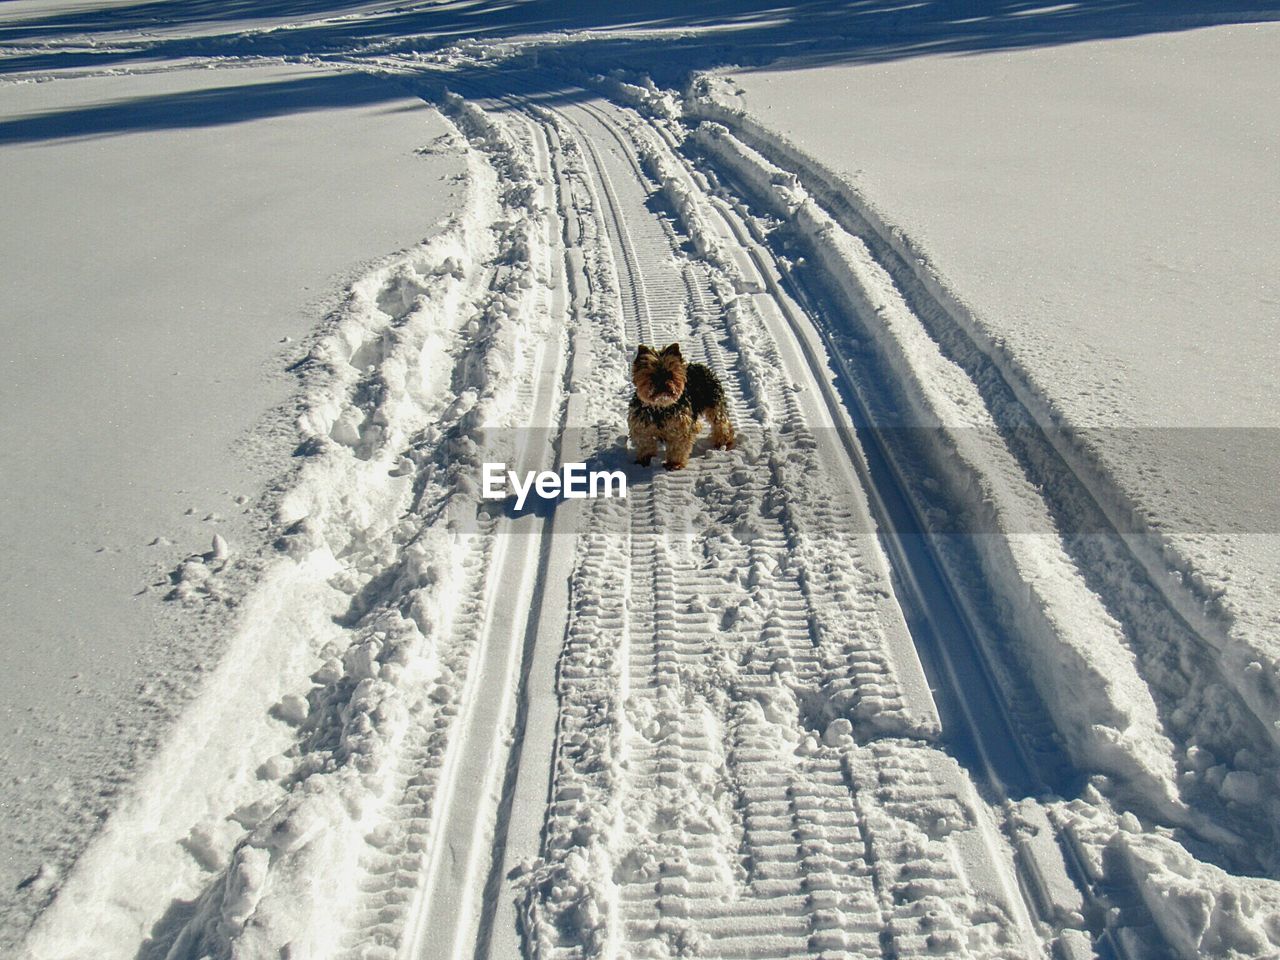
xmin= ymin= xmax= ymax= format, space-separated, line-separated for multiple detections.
xmin=663 ymin=433 xmax=694 ymax=470
xmin=630 ymin=421 xmax=660 ymax=466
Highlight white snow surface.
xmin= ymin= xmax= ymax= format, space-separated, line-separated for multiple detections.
xmin=0 ymin=60 xmax=464 ymax=948
xmin=4 ymin=3 xmax=1280 ymax=960
xmin=718 ymin=24 xmax=1280 ymax=704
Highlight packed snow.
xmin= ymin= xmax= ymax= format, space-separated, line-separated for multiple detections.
xmin=3 ymin=3 xmax=1279 ymax=959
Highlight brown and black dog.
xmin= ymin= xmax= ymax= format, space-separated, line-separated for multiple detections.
xmin=628 ymin=343 xmax=734 ymax=470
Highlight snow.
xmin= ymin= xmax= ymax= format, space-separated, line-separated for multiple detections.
xmin=727 ymin=26 xmax=1279 ymax=432
xmin=4 ymin=3 xmax=1280 ymax=959
xmin=0 ymin=60 xmax=464 ymax=948
xmin=718 ymin=24 xmax=1280 ymax=757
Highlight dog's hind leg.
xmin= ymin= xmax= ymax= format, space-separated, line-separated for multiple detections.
xmin=708 ymin=407 xmax=735 ymax=450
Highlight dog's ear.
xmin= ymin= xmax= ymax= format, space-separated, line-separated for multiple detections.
xmin=660 ymin=343 xmax=683 ymax=360
xmin=635 ymin=344 xmax=656 ymax=362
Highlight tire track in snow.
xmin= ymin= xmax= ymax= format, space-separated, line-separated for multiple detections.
xmin=336 ymin=528 xmax=494 ymax=957
xmin=323 ymin=103 xmax=572 ymax=960
xmin=668 ymin=102 xmax=1185 ymax=956
xmin=35 ymin=88 xmax=569 ymax=960
xmin=685 ymin=98 xmax=1280 ymax=873
xmin=511 ymin=93 xmax=1040 ymax=959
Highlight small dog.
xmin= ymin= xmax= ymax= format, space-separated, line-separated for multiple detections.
xmin=628 ymin=343 xmax=734 ymax=470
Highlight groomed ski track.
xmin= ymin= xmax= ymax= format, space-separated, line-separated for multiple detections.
xmin=27 ymin=58 xmax=1280 ymax=960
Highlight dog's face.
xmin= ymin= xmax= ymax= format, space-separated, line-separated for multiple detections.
xmin=632 ymin=343 xmax=687 ymax=408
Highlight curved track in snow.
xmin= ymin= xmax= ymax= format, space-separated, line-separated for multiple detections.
xmin=26 ymin=55 xmax=1280 ymax=960
xmin=395 ymin=78 xmax=1147 ymax=960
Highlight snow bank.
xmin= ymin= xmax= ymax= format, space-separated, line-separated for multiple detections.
xmin=1117 ymin=829 xmax=1280 ymax=957
xmin=0 ymin=62 xmax=466 ymax=951
xmin=24 ymin=87 xmax=553 ymax=959
xmin=688 ymin=111 xmax=1186 ymax=818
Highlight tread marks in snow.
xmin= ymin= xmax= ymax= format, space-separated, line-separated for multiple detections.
xmin=675 ymin=90 xmax=1279 ymax=954
xmin=687 ymin=103 xmax=1280 ymax=866
xmin=517 ymin=95 xmax=1034 ymax=960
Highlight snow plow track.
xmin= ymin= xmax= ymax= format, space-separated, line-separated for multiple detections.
xmin=508 ymin=94 xmax=1046 ymax=960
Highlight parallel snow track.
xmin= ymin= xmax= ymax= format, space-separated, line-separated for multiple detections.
xmin=507 ymin=92 xmax=1051 ymax=960
xmin=380 ymin=105 xmax=571 ymax=960
xmin=340 ymin=76 xmax=1181 ymax=960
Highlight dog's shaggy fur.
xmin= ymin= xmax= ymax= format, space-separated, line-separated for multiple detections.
xmin=628 ymin=343 xmax=734 ymax=469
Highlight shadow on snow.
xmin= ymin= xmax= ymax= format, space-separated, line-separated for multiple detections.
xmin=2 ymin=1 xmax=1279 ymax=143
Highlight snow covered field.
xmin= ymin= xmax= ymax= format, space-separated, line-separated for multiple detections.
xmin=0 ymin=56 xmax=464 ymax=948
xmin=3 ymin=2 xmax=1279 ymax=958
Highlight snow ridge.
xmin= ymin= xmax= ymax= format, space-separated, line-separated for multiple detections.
xmin=686 ymin=86 xmax=1280 ymax=778
xmin=25 ymin=90 xmax=554 ymax=960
